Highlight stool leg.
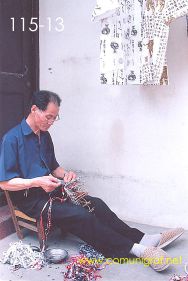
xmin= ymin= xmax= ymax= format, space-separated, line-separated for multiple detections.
xmin=4 ymin=191 xmax=24 ymax=239
xmin=13 ymin=218 xmax=24 ymax=240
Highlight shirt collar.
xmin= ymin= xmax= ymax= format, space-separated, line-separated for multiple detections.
xmin=21 ymin=119 xmax=33 ymax=136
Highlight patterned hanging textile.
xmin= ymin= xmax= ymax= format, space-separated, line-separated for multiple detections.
xmin=92 ymin=0 xmax=188 ymax=85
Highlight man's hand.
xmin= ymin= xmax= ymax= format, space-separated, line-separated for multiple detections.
xmin=35 ymin=175 xmax=61 ymax=193
xmin=64 ymin=171 xmax=76 ymax=183
xmin=51 ymin=167 xmax=77 ymax=183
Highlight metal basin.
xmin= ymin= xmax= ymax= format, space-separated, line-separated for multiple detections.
xmin=44 ymin=248 xmax=68 ymax=264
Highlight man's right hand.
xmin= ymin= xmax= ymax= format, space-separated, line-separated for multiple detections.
xmin=35 ymin=175 xmax=61 ymax=193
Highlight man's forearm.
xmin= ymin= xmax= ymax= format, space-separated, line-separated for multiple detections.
xmin=0 ymin=177 xmax=39 ymax=191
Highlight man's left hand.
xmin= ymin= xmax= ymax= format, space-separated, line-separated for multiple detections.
xmin=64 ymin=171 xmax=76 ymax=183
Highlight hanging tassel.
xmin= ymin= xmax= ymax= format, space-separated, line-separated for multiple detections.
xmin=39 ymin=178 xmax=94 ymax=250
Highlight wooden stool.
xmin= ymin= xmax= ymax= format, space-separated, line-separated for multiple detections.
xmin=4 ymin=190 xmax=43 ymax=249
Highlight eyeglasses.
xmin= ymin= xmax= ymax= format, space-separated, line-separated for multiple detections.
xmin=37 ymin=109 xmax=60 ymax=124
xmin=44 ymin=114 xmax=60 ymax=123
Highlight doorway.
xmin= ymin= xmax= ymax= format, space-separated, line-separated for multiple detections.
xmin=0 ymin=0 xmax=39 ymax=139
xmin=0 ymin=0 xmax=39 ymax=206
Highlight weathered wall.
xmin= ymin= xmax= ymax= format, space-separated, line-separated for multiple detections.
xmin=40 ymin=0 xmax=188 ymax=228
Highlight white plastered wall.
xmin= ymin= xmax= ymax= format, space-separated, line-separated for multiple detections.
xmin=39 ymin=0 xmax=188 ymax=229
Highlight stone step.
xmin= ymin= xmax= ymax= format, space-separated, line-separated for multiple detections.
xmin=0 ymin=205 xmax=15 ymax=239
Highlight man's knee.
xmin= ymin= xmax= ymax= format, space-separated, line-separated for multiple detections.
xmin=89 ymin=196 xmax=107 ymax=209
xmin=86 ymin=196 xmax=104 ymax=205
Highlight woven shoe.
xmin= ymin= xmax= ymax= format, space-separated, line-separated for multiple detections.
xmin=157 ymin=228 xmax=184 ymax=249
xmin=141 ymin=246 xmax=171 ymax=271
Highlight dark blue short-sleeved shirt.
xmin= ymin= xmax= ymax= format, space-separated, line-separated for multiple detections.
xmin=0 ymin=119 xmax=60 ymax=215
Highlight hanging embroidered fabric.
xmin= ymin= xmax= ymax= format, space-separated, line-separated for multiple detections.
xmin=92 ymin=0 xmax=188 ymax=85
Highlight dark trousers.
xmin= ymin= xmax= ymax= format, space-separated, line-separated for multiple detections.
xmin=34 ymin=195 xmax=144 ymax=258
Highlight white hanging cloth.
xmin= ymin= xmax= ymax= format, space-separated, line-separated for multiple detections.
xmin=92 ymin=0 xmax=188 ymax=85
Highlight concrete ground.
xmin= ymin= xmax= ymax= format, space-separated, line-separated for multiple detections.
xmin=0 ymin=222 xmax=187 ymax=281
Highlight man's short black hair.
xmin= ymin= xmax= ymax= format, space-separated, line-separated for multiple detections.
xmin=30 ymin=90 xmax=62 ymax=111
